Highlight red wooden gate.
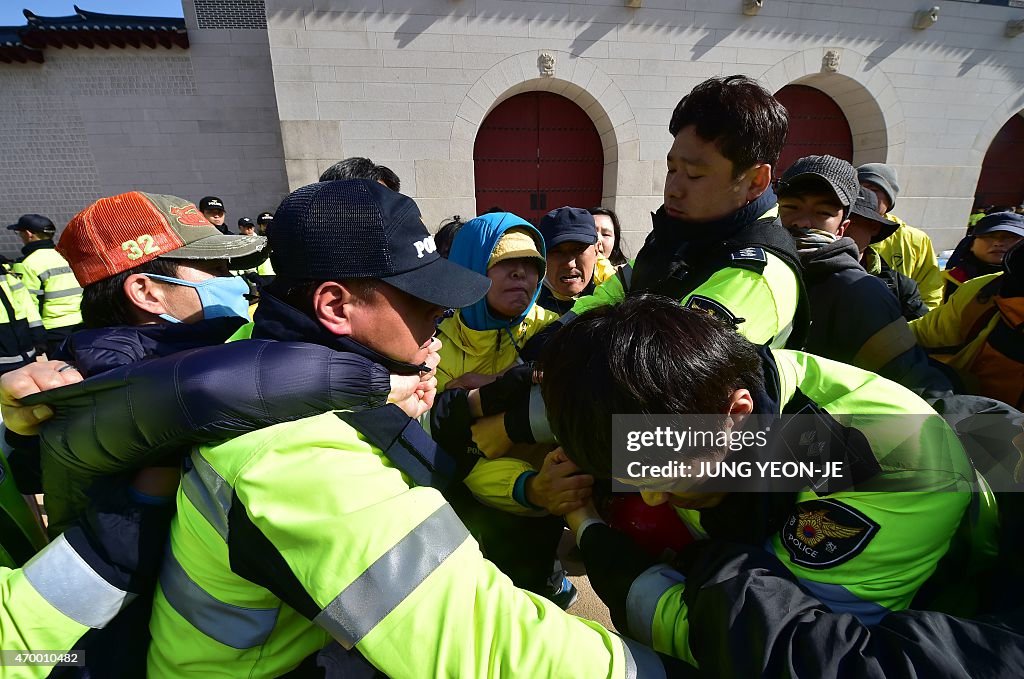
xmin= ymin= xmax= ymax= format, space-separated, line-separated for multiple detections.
xmin=474 ymin=92 xmax=604 ymax=224
xmin=774 ymin=84 xmax=853 ymax=177
xmin=976 ymin=114 xmax=1024 ymax=208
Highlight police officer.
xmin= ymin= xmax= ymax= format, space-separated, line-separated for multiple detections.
xmin=543 ymin=295 xmax=971 ymax=666
xmin=7 ymin=214 xmax=83 ymax=355
xmin=0 ymin=252 xmax=45 ymax=372
xmin=494 ymin=76 xmax=806 ymax=458
xmin=128 ymin=181 xmax=671 ymax=677
xmin=526 ymin=75 xmax=806 ymax=359
xmin=0 ymin=457 xmax=174 ymax=678
xmin=255 ymin=211 xmax=274 ymax=237
xmin=198 ymin=196 xmax=229 ymax=234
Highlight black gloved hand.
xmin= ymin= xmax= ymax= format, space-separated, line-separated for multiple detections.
xmin=478 ymin=362 xmax=536 ymax=416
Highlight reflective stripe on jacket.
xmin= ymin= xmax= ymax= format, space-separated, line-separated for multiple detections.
xmin=148 ymin=411 xmax=657 ymax=678
xmin=14 ymin=243 xmax=82 ymax=330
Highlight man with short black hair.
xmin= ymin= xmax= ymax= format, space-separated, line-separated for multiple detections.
xmin=543 ymin=295 xmax=971 ymax=667
xmin=7 ymin=214 xmax=82 ymax=355
xmin=318 ymin=156 xmax=401 ymax=191
xmin=552 ymin=75 xmax=807 ymax=349
xmin=502 ymin=76 xmax=807 ymax=459
xmin=198 ymin=195 xmax=229 ymax=234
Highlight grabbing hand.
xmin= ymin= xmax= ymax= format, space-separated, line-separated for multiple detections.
xmin=388 ymin=337 xmax=441 ymax=419
xmin=527 ymin=447 xmax=594 ymax=515
xmin=0 ymin=360 xmax=82 ymax=435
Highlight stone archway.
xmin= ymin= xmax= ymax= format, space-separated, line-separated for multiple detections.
xmin=775 ymin=84 xmax=854 ymax=174
xmin=975 ymin=112 xmax=1024 ymax=208
xmin=761 ymin=47 xmax=903 ymax=166
xmin=473 ymin=91 xmax=605 ymax=224
xmin=451 ymin=50 xmax=640 ymax=213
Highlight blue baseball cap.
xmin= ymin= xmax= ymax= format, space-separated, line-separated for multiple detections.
xmin=974 ymin=211 xmax=1024 ymax=239
xmin=538 ymin=206 xmax=598 ymax=249
xmin=269 ymin=179 xmax=490 ymax=309
xmin=6 ymin=214 xmax=55 ymax=234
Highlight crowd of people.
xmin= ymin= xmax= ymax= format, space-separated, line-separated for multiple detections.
xmin=0 ymin=74 xmax=1021 ymax=678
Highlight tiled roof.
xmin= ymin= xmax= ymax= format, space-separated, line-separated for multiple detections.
xmin=0 ymin=5 xmax=187 ymax=64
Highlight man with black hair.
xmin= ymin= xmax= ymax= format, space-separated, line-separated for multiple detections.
xmin=318 ymin=156 xmax=401 ymax=191
xmin=484 ymin=76 xmax=806 ymax=458
xmin=529 ymin=75 xmax=806 ymax=355
xmin=541 ymin=294 xmax=971 ymax=667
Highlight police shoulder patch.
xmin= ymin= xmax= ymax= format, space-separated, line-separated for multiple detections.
xmin=729 ymin=247 xmax=767 ymax=263
xmin=684 ymin=295 xmax=743 ymax=326
xmin=727 ymin=247 xmax=768 ymax=274
xmin=780 ymin=499 xmax=879 ymax=570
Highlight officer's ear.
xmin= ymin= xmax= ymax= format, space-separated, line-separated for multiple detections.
xmin=312 ymin=281 xmax=354 ymax=337
xmin=744 ymin=163 xmax=773 ymax=203
xmin=725 ymin=388 xmax=754 ymax=427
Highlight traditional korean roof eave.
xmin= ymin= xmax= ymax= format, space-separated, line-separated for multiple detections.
xmin=0 ymin=5 xmax=187 ymax=63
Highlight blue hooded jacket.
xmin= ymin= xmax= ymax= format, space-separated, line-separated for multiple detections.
xmin=447 ymin=212 xmax=546 ymax=332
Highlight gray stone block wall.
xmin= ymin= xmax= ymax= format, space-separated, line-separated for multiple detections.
xmin=0 ymin=3 xmax=289 ymax=259
xmin=264 ymin=0 xmax=1024 ymax=250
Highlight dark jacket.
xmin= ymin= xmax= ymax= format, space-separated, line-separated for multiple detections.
xmin=801 ymin=238 xmax=951 ymax=395
xmin=677 ymin=540 xmax=1024 ymax=678
xmin=32 ymin=314 xmax=391 ymax=536
xmin=864 ymin=247 xmax=929 ymax=320
xmin=943 ymin=236 xmax=1003 ymax=302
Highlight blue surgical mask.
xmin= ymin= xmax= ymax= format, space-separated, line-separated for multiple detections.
xmin=144 ymin=274 xmax=251 ymax=322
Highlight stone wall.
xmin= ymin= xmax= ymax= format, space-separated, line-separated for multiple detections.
xmin=265 ymin=0 xmax=1024 ymax=251
xmin=0 ymin=0 xmax=289 ymax=257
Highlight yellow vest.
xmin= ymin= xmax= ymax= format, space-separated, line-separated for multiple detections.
xmin=874 ymin=216 xmax=943 ymax=310
xmin=14 ymin=246 xmax=83 ymax=330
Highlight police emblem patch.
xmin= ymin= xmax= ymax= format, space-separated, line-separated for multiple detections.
xmin=780 ymin=499 xmax=879 ymax=569
xmin=684 ymin=295 xmax=743 ymax=326
xmin=729 ymin=247 xmax=767 ymax=263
